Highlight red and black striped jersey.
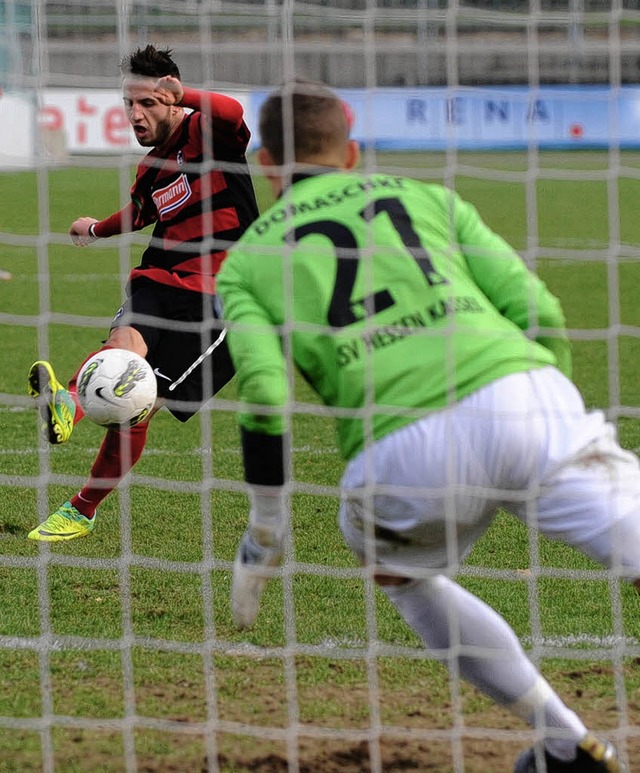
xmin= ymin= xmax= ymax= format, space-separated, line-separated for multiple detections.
xmin=93 ymin=89 xmax=259 ymax=295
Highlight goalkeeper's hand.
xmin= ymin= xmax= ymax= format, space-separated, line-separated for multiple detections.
xmin=231 ymin=486 xmax=287 ymax=630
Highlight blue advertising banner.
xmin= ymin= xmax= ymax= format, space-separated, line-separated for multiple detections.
xmin=250 ymin=86 xmax=640 ymax=151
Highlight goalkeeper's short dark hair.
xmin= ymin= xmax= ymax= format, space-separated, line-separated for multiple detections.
xmin=121 ymin=45 xmax=181 ymax=80
xmin=259 ymin=79 xmax=351 ymax=166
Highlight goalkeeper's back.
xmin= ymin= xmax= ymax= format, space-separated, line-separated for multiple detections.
xmin=217 ymin=80 xmax=570 ymax=460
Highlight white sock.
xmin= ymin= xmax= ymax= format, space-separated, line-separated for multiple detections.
xmin=382 ymin=576 xmax=587 ymax=760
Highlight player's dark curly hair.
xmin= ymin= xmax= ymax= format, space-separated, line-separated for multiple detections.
xmin=259 ymin=78 xmax=350 ymax=165
xmin=120 ymin=45 xmax=181 ymax=80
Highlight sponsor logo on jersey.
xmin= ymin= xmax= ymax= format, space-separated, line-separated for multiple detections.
xmin=152 ymin=173 xmax=192 ymax=219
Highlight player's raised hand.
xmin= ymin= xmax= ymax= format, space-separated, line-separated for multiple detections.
xmin=154 ymin=76 xmax=183 ymax=106
xmin=69 ymin=217 xmax=99 ymax=247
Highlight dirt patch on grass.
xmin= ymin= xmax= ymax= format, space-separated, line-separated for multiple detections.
xmin=6 ymin=659 xmax=637 ymax=772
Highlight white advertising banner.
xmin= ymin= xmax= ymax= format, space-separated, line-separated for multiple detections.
xmin=10 ymin=86 xmax=640 ymax=165
xmin=0 ymin=92 xmax=35 ymax=168
xmin=40 ymin=88 xmax=145 ymax=154
xmin=38 ymin=88 xmax=253 ymax=155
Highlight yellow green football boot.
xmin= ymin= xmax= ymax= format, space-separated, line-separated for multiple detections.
xmin=27 ymin=360 xmax=75 ymax=445
xmin=28 ymin=502 xmax=96 ymax=542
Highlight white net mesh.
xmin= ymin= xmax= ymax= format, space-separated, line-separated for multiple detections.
xmin=1 ymin=1 xmax=640 ymax=771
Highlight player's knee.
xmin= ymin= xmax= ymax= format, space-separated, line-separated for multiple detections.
xmin=106 ymin=326 xmax=148 ymax=357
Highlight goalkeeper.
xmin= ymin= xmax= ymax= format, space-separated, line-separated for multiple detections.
xmin=217 ymin=79 xmax=631 ymax=773
xmin=27 ymin=45 xmax=258 ymax=541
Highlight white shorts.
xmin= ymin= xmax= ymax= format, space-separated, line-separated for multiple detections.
xmin=339 ymin=367 xmax=640 ymax=578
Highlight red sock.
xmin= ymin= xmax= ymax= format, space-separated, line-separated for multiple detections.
xmin=70 ymin=421 xmax=149 ymax=518
xmin=68 ymin=345 xmax=117 ymax=426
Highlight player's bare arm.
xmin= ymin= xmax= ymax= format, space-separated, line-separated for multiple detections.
xmin=69 ymin=217 xmax=99 ymax=248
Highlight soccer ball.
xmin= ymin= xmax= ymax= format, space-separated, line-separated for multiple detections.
xmin=76 ymin=349 xmax=157 ymax=428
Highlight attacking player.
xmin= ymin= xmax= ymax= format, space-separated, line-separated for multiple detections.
xmin=217 ymin=79 xmax=630 ymax=771
xmin=27 ymin=44 xmax=259 ymax=541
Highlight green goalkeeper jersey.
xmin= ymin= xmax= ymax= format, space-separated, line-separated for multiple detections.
xmin=217 ymin=170 xmax=570 ymax=463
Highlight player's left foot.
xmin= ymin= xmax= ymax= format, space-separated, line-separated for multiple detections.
xmin=514 ymin=733 xmax=621 ymax=772
xmin=27 ymin=360 xmax=75 ymax=445
xmin=28 ymin=502 xmax=96 ymax=542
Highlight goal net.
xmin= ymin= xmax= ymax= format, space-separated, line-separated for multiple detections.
xmin=1 ymin=1 xmax=639 ymax=771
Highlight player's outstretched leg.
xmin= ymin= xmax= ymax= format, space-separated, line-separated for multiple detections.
xmin=514 ymin=733 xmax=621 ymax=772
xmin=26 ymin=420 xmax=150 ymax=542
xmin=27 ymin=361 xmax=76 ymax=445
xmin=28 ymin=502 xmax=96 ymax=542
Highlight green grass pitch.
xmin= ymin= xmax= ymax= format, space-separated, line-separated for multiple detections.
xmin=1 ymin=151 xmax=640 ymax=770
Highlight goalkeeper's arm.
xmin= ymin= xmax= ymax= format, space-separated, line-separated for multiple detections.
xmin=456 ymin=193 xmax=572 ymax=379
xmin=217 ymin=251 xmax=290 ymax=628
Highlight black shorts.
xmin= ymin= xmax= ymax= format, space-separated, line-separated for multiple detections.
xmin=110 ymin=278 xmax=235 ymax=422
